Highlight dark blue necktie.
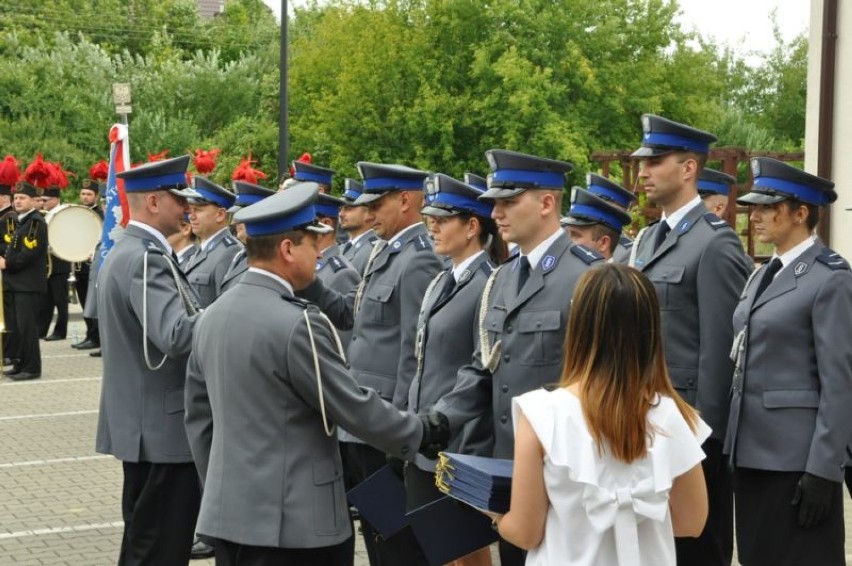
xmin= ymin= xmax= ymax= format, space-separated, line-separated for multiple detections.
xmin=517 ymin=256 xmax=531 ymax=291
xmin=754 ymin=258 xmax=783 ymax=299
xmin=653 ymin=221 xmax=671 ymax=252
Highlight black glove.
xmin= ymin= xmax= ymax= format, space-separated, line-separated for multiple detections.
xmin=385 ymin=454 xmax=405 ymax=480
xmin=419 ymin=411 xmax=450 ymax=460
xmin=790 ymin=472 xmax=837 ymax=528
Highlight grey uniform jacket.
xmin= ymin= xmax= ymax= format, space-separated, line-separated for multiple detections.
xmin=316 ymin=244 xmax=361 ymax=345
xmin=434 ymin=232 xmax=604 ymax=458
xmin=95 ymin=224 xmax=200 ymax=463
xmin=342 ymin=229 xmax=378 ymax=275
xmin=630 ymin=203 xmax=752 ymax=441
xmin=611 ymin=234 xmax=633 ymax=264
xmin=409 ymin=253 xmax=495 ymax=467
xmin=724 ymin=245 xmax=852 ymax=482
xmin=183 ymin=229 xmax=243 ymax=307
xmin=218 ymin=248 xmax=247 ymax=295
xmin=300 ymin=223 xmax=443 ymax=409
xmin=184 ymin=271 xmax=423 ymax=548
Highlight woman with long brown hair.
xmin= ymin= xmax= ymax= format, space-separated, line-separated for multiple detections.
xmin=488 ymin=263 xmax=709 ymax=565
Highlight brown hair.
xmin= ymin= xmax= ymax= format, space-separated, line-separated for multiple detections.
xmin=457 ymin=212 xmax=509 ymax=264
xmin=245 ymin=229 xmax=305 ymax=261
xmin=559 ymin=263 xmax=699 ymax=463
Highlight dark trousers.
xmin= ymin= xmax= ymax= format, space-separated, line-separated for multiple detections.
xmin=38 ymin=273 xmax=69 ymax=338
xmin=3 ymin=290 xmax=16 ymax=360
xmin=75 ymin=271 xmax=100 ymax=344
xmin=342 ymin=442 xmax=429 ymax=566
xmin=734 ymin=467 xmax=845 ymax=566
xmin=118 ymin=461 xmax=201 ymax=566
xmin=8 ymin=292 xmax=41 ymax=373
xmin=676 ymin=438 xmax=733 ymax=566
xmin=213 ymin=538 xmax=350 ymax=566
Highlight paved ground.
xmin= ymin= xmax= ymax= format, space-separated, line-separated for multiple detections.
xmin=2 ymin=308 xmax=852 ymax=565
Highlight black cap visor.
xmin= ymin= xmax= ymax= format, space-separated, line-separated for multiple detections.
xmin=736 ymin=190 xmax=788 ymax=206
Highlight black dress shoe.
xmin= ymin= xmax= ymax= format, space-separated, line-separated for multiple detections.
xmin=89 ymin=350 xmax=102 ymax=358
xmin=4 ymin=367 xmax=21 ymax=377
xmin=8 ymin=371 xmax=41 ymax=381
xmin=190 ymin=538 xmax=215 ymax=559
xmin=44 ymin=334 xmax=66 ymax=342
xmin=73 ymin=339 xmax=99 ymax=350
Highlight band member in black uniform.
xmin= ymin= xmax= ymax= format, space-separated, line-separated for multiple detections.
xmin=0 ymin=155 xmax=21 ymax=366
xmin=1 ymin=181 xmax=48 ymax=380
xmin=73 ymin=172 xmax=105 ymax=351
xmin=39 ymin=184 xmax=70 ymax=341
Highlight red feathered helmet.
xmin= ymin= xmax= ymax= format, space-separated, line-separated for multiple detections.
xmin=231 ymin=155 xmax=268 ymax=185
xmin=288 ymin=152 xmax=312 ymax=177
xmin=193 ymin=148 xmax=221 ymax=175
xmin=0 ymin=155 xmax=21 ymax=196
xmin=83 ymin=160 xmax=109 ymax=193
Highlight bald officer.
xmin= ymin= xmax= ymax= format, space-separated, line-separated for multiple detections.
xmin=218 ymin=180 xmax=276 ymax=295
xmin=182 ymin=176 xmax=241 ymax=307
xmin=584 ymin=174 xmax=638 ymax=263
xmin=184 ymin=183 xmax=447 ymax=566
xmin=431 ymin=150 xmax=604 ymax=566
xmin=339 ymin=179 xmax=378 ymax=274
xmin=96 ymin=155 xmax=202 ymax=565
xmin=628 ymin=115 xmax=752 ymax=566
xmin=562 ymin=188 xmax=632 ymax=262
xmin=698 ymin=168 xmax=737 ymax=219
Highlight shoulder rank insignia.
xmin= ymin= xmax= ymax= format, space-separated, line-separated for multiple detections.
xmin=570 ymin=244 xmax=604 ymax=265
xmin=222 ymin=236 xmax=237 ymax=247
xmin=815 ymin=249 xmax=851 ymax=271
xmin=480 ymin=261 xmax=494 ymax=276
xmin=328 ymin=256 xmax=347 ymax=272
xmin=412 ymin=233 xmax=432 ymax=251
xmin=502 ymin=249 xmax=520 ymax=265
xmin=619 ymin=235 xmax=633 ymax=248
xmin=704 ymin=212 xmax=728 ymax=231
xmin=142 ymin=239 xmax=165 ymax=254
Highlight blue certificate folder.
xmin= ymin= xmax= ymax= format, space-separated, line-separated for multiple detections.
xmin=346 ymin=465 xmax=408 ymax=539
xmin=435 ymin=453 xmax=513 ymax=513
xmin=406 ymin=496 xmax=499 ymax=565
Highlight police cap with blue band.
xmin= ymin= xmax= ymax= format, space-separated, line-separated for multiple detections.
xmin=481 ymin=149 xmax=573 ymax=200
xmin=292 ymin=161 xmax=336 ymax=186
xmin=738 ymin=158 xmax=836 ymax=207
xmin=422 ymin=174 xmax=493 ymax=218
xmin=354 ymin=162 xmax=430 ymax=205
xmin=564 ymin=189 xmax=632 ymax=232
xmin=316 ymin=193 xmax=345 ymax=218
xmin=342 ymin=178 xmax=364 ymax=204
xmin=229 ymin=181 xmax=276 ymax=213
xmin=183 ymin=176 xmax=236 ymax=209
xmin=630 ymin=114 xmax=718 ymax=158
xmin=586 ymin=173 xmax=637 ymax=209
xmin=464 ymin=173 xmax=488 ymax=192
xmin=233 ymin=182 xmax=334 ymax=237
xmin=117 ymin=154 xmax=191 ymax=195
xmin=698 ymin=168 xmax=736 ymax=197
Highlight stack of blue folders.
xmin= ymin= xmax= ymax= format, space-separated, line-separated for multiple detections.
xmin=435 ymin=452 xmax=513 ymax=513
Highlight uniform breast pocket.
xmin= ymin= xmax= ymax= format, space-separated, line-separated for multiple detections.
xmin=483 ymin=308 xmax=507 ymax=342
xmin=189 ymin=271 xmax=212 ymax=288
xmin=762 ymin=389 xmax=820 ymax=409
xmin=312 ymin=459 xmax=345 ymax=536
xmin=517 ymin=309 xmax=563 ymax=366
xmin=365 ymin=283 xmax=394 ymax=325
xmin=647 ymin=265 xmax=685 ymax=310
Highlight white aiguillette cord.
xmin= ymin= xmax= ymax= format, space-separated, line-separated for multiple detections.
xmin=478 ymin=265 xmax=504 ymax=373
xmin=303 ymin=307 xmax=347 ymax=437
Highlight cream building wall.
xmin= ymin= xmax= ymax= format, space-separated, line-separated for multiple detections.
xmin=806 ymin=0 xmax=852 ymax=258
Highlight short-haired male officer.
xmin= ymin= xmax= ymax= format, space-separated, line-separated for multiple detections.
xmin=339 ymin=178 xmax=377 ymax=274
xmin=431 ymin=150 xmax=604 ymax=566
xmin=585 ymin=173 xmax=638 ymax=263
xmin=182 ymin=176 xmax=242 ymax=308
xmin=292 ymin=160 xmax=335 ymax=195
xmin=628 ymin=115 xmax=752 ymax=566
xmin=218 ymin=180 xmax=276 ymax=295
xmin=96 ymin=155 xmax=202 ymax=565
xmin=314 ymin=193 xmax=360 ymax=344
xmin=1 ymin=181 xmax=48 ymax=380
xmin=39 ymin=184 xmax=70 ymax=341
xmin=184 ymin=183 xmax=447 ymax=566
xmin=698 ymin=168 xmax=737 ymax=219
xmin=299 ymin=162 xmax=444 ymax=565
xmin=562 ymin=188 xmax=632 ymax=261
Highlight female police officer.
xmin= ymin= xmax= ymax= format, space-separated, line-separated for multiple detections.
xmin=404 ymin=173 xmax=508 ymax=566
xmin=724 ymin=158 xmax=852 ymax=566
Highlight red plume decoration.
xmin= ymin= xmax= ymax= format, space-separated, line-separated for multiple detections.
xmin=231 ymin=155 xmax=268 ymax=184
xmin=147 ymin=150 xmax=170 ymax=162
xmin=288 ymin=152 xmax=313 ymax=177
xmin=89 ymin=160 xmax=109 ymax=181
xmin=24 ymin=153 xmax=54 ymax=188
xmin=48 ymin=162 xmax=76 ymax=189
xmin=0 ymin=155 xmax=21 ymax=187
xmin=193 ymin=148 xmax=221 ymax=175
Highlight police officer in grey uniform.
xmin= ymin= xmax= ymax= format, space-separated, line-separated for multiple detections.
xmin=339 ymin=178 xmax=378 ymax=274
xmin=583 ymin=174 xmax=637 ymax=263
xmin=725 ymin=158 xmax=852 ymax=566
xmin=182 ymin=176 xmax=241 ymax=308
xmin=95 ymin=155 xmax=202 ymax=566
xmin=185 ymin=183 xmax=447 ymax=566
xmin=562 ymin=188 xmax=632 ymax=261
xmin=431 ymin=150 xmax=605 ymax=566
xmin=628 ymin=115 xmax=752 ymax=566
xmin=698 ymin=168 xmax=736 ymax=219
xmin=314 ymin=193 xmax=360 ymax=345
xmin=218 ymin=180 xmax=276 ymax=295
xmin=299 ymin=162 xmax=443 ymax=566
